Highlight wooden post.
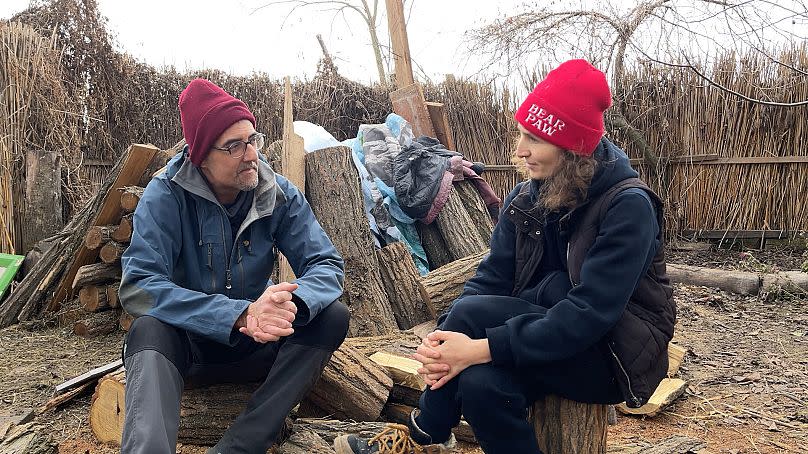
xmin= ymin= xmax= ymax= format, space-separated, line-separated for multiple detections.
xmin=390 ymin=84 xmax=435 ymax=139
xmin=531 ymin=396 xmax=607 ymax=454
xmin=23 ymin=149 xmax=62 ymax=253
xmin=425 ymin=102 xmax=456 ymax=150
xmin=278 ymin=77 xmax=307 ymax=284
xmin=385 ymin=0 xmax=414 ymax=88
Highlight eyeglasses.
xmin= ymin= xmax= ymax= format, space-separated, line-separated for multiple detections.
xmin=212 ymin=132 xmax=265 ymax=159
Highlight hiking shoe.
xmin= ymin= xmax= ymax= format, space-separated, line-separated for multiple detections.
xmin=333 ymin=423 xmax=456 ymax=454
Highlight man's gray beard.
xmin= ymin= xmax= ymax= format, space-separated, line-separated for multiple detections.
xmin=237 ymin=173 xmax=259 ymax=191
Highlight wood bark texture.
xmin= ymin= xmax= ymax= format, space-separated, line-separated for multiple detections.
xmin=531 ymin=395 xmax=608 ymax=454
xmin=305 ymin=146 xmax=397 ymax=336
xmin=418 ymin=249 xmax=488 ymax=315
xmin=376 ymin=242 xmax=434 ymax=329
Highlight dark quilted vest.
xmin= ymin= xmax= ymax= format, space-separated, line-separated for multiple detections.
xmin=507 ymin=178 xmax=676 ymax=407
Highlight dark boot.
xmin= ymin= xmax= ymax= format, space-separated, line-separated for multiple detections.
xmin=333 ymin=410 xmax=456 ymax=454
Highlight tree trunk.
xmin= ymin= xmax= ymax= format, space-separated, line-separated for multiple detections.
xmin=84 ymin=225 xmax=116 ymax=250
xmin=89 ymin=370 xmax=260 ymax=446
xmin=415 ymin=221 xmax=452 ymax=270
xmin=277 ymin=430 xmax=335 ymax=454
xmin=79 ymin=285 xmax=110 ymax=312
xmin=454 ymin=180 xmax=494 ymax=246
xmin=73 ymin=310 xmax=119 ymax=338
xmin=531 ymin=395 xmax=607 ymax=454
xmin=418 ymin=249 xmax=488 ymax=315
xmin=99 ymin=241 xmax=126 ymax=264
xmin=666 ymin=263 xmax=760 ymax=295
xmin=22 ymin=149 xmax=62 ymax=254
xmin=376 ymin=242 xmax=434 ymax=329
xmin=119 ymin=186 xmax=144 ymax=213
xmin=342 ymin=331 xmax=422 ymax=358
xmin=291 ymin=419 xmax=388 ymax=445
xmin=301 ymin=345 xmax=393 ymax=421
xmin=71 ymin=263 xmax=121 ymax=290
xmin=111 ymin=213 xmax=133 ymax=243
xmin=434 ymin=188 xmax=487 ymax=260
xmin=305 ymin=147 xmax=397 ymax=336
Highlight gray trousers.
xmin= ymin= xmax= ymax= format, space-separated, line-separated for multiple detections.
xmin=121 ymin=301 xmax=350 ymax=454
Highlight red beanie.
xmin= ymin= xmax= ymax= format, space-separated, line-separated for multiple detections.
xmin=179 ymin=79 xmax=256 ymax=166
xmin=515 ymin=59 xmax=611 ymax=156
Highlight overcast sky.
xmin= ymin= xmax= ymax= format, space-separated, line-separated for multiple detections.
xmin=0 ymin=0 xmax=531 ymax=84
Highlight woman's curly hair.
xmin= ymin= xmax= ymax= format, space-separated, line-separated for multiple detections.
xmin=538 ymin=151 xmax=597 ymax=212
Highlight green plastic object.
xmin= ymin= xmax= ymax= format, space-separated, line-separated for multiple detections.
xmin=0 ymin=253 xmax=25 ymax=299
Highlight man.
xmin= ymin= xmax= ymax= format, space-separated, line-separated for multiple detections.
xmin=119 ymin=78 xmax=349 ymax=454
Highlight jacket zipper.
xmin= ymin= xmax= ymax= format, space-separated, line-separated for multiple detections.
xmin=218 ymin=211 xmax=233 ymax=292
xmin=608 ymin=343 xmax=642 ymax=407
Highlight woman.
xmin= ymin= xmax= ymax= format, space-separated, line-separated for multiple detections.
xmin=335 ymin=59 xmax=676 ymax=454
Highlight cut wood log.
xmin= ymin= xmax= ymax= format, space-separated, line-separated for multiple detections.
xmin=342 ymin=331 xmax=422 ymax=358
xmin=667 ymin=343 xmax=687 ymax=377
xmin=305 ymin=146 xmax=397 ymax=336
xmin=415 ymin=221 xmax=452 ymax=270
xmin=531 ymin=396 xmax=607 ymax=454
xmin=616 ymin=378 xmax=687 ymax=418
xmin=425 ymin=101 xmax=456 ymax=151
xmin=106 ymin=283 xmax=120 ymax=308
xmin=111 ymin=213 xmax=133 ymax=243
xmin=71 ymin=262 xmax=121 ymax=290
xmin=119 ymin=310 xmax=134 ymax=332
xmin=369 ymin=351 xmax=425 ymax=391
xmin=762 ymin=271 xmax=808 ymax=294
xmin=99 ymin=241 xmax=126 ymax=264
xmin=454 ymin=180 xmax=494 ymax=246
xmin=292 ymin=419 xmax=388 ymax=445
xmin=79 ymin=285 xmax=110 ymax=312
xmin=277 ymin=429 xmax=334 ymax=454
xmin=84 ymin=225 xmax=116 ymax=250
xmin=376 ymin=242 xmax=434 ymax=329
xmin=667 ymin=263 xmax=760 ymax=295
xmin=301 ymin=345 xmax=393 ymax=421
xmin=383 ymin=403 xmax=477 ymax=444
xmin=434 ymin=188 xmax=487 ymax=261
xmin=73 ymin=311 xmax=119 ymax=339
xmin=90 ymin=370 xmax=261 ymax=446
xmin=119 ymin=186 xmax=144 ymax=213
xmin=50 ymin=143 xmax=159 ymax=311
xmin=418 ymin=249 xmax=488 ymax=315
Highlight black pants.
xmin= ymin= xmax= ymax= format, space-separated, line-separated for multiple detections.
xmin=121 ymin=301 xmax=350 ymax=454
xmin=415 ymin=295 xmax=621 ymax=454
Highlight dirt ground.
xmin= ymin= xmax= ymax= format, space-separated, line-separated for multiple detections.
xmin=0 ymin=245 xmax=806 ymax=453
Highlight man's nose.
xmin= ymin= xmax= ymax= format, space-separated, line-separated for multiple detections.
xmin=243 ymin=142 xmax=259 ymax=161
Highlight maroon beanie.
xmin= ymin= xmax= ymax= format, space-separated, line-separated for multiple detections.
xmin=515 ymin=59 xmax=612 ymax=156
xmin=179 ymin=79 xmax=256 ymax=166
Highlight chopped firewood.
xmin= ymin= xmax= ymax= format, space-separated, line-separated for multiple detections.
xmin=616 ymin=378 xmax=688 ymax=417
xmin=99 ymin=241 xmax=126 ymax=264
xmin=369 ymin=351 xmax=425 ymax=391
xmin=119 ymin=186 xmax=144 ymax=213
xmin=111 ymin=213 xmax=133 ymax=243
xmin=71 ymin=263 xmax=121 ymax=290
xmin=376 ymin=242 xmax=434 ymax=329
xmin=418 ymin=250 xmax=487 ymax=315
xmin=73 ymin=310 xmax=119 ymax=339
xmin=79 ymin=285 xmax=110 ymax=312
xmin=84 ymin=225 xmax=116 ymax=250
xmin=668 ymin=343 xmax=687 ymax=377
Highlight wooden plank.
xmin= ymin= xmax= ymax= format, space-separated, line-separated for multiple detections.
xmin=278 ymin=77 xmax=307 ymax=284
xmin=667 ymin=343 xmax=687 ymax=377
xmin=385 ymin=0 xmax=414 ymax=88
xmin=390 ymin=83 xmax=435 ymax=139
xmin=54 ymin=359 xmax=123 ymax=396
xmin=689 ymin=156 xmax=808 ymax=164
xmin=369 ymin=351 xmax=425 ymax=391
xmin=425 ymin=102 xmax=456 ymax=150
xmin=616 ymin=378 xmax=687 ymax=417
xmin=49 ymin=144 xmax=158 ymax=311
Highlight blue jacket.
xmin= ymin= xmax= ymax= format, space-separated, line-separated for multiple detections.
xmin=444 ymin=138 xmax=661 ymax=367
xmin=120 ymin=148 xmax=345 ymax=345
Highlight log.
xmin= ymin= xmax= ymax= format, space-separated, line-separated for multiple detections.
xmin=89 ymin=370 xmax=260 ymax=446
xmin=22 ymin=149 xmax=62 ymax=254
xmin=616 ymin=378 xmax=687 ymax=418
xmin=342 ymin=331 xmax=422 ymax=358
xmin=291 ymin=419 xmax=388 ymax=445
xmin=761 ymin=271 xmax=808 ymax=294
xmin=137 ymin=145 xmax=178 ymax=187
xmin=99 ymin=241 xmax=126 ymax=264
xmin=106 ymin=283 xmax=120 ymax=308
xmin=277 ymin=430 xmax=334 ymax=454
xmin=454 ymin=180 xmax=494 ymax=246
xmin=376 ymin=242 xmax=434 ymax=329
xmin=79 ymin=285 xmax=110 ymax=312
xmin=84 ymin=225 xmax=116 ymax=250
xmin=666 ymin=263 xmax=760 ymax=295
xmin=301 ymin=345 xmax=393 ymax=421
xmin=415 ymin=221 xmax=452 ymax=270
xmin=119 ymin=186 xmax=144 ymax=213
xmin=369 ymin=351 xmax=425 ymax=392
xmin=111 ymin=213 xmax=133 ymax=243
xmin=434 ymin=188 xmax=487 ymax=260
xmin=418 ymin=249 xmax=488 ymax=315
xmin=119 ymin=310 xmax=134 ymax=332
xmin=531 ymin=396 xmax=607 ymax=454
xmin=71 ymin=262 xmax=121 ymax=290
xmin=73 ymin=311 xmax=119 ymax=339
xmin=609 ymin=435 xmax=706 ymax=454
xmin=305 ymin=146 xmax=397 ymax=336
